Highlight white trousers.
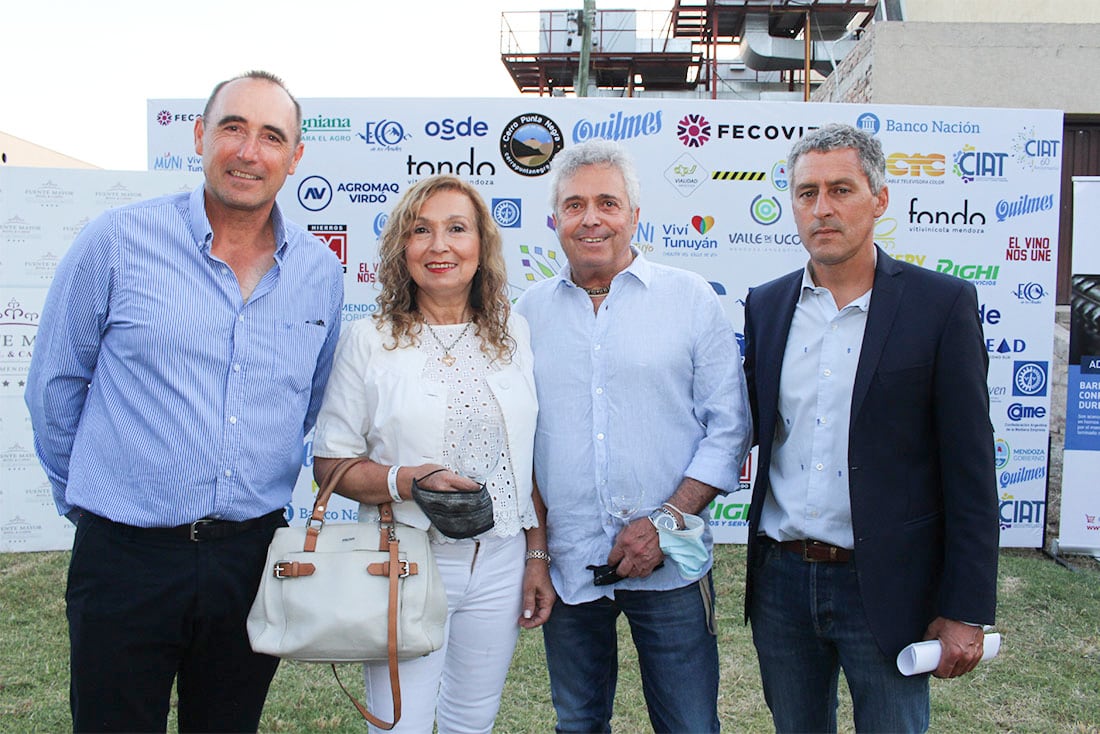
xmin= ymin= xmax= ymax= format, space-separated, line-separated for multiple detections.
xmin=364 ymin=531 xmax=526 ymax=734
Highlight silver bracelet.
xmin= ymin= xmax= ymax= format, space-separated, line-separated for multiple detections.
xmin=526 ymin=549 xmax=552 ymax=565
xmin=387 ymin=464 xmax=404 ymax=503
xmin=662 ymin=502 xmax=687 ymax=530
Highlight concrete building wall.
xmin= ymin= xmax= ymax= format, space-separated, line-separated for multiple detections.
xmin=903 ymin=0 xmax=1100 ymax=23
xmin=811 ymin=15 xmax=1087 ymax=549
xmin=813 ymin=21 xmax=1100 ymax=114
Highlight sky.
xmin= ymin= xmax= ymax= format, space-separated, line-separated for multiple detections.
xmin=2 ymin=0 xmax=676 ymax=171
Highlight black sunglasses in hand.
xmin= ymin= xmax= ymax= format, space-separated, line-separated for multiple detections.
xmin=587 ymin=560 xmax=664 ymax=586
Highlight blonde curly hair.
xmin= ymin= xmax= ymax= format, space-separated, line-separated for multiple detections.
xmin=373 ymin=175 xmax=515 ymax=363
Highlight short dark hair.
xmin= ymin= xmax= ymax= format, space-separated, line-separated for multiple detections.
xmin=202 ymin=70 xmax=302 ymax=144
xmin=788 ymin=123 xmax=886 ymax=195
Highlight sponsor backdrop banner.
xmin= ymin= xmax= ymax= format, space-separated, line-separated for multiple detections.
xmin=1058 ymin=178 xmax=1100 ymax=554
xmin=0 ymin=98 xmax=1061 ymax=551
xmin=0 ymin=169 xmax=200 ymax=551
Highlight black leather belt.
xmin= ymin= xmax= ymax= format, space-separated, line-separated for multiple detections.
xmin=767 ymin=537 xmax=853 ymax=563
xmin=88 ymin=509 xmax=284 ymax=542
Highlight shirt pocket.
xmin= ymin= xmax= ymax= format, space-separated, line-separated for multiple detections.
xmin=274 ymin=321 xmax=328 ymax=393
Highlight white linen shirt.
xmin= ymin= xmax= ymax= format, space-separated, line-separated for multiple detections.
xmin=311 ymin=314 xmax=538 ymax=533
xmin=515 ymin=250 xmax=752 ymax=604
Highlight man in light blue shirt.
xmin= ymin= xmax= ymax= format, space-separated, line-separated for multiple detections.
xmin=25 ymin=71 xmax=343 ymax=732
xmin=515 ymin=139 xmax=752 ymax=733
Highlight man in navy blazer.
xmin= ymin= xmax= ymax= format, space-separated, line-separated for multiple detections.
xmin=742 ymin=123 xmax=999 ymax=733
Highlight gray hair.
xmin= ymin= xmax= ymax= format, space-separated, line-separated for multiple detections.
xmin=547 ymin=139 xmax=641 ymax=212
xmin=788 ymin=123 xmax=886 ymax=195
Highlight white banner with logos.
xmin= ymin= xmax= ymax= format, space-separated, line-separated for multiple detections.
xmin=1057 ymin=177 xmax=1100 ymax=554
xmin=0 ymin=169 xmax=200 ymax=551
xmin=0 ymin=98 xmax=1061 ymax=552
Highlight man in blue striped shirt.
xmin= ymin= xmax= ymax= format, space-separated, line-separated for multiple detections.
xmin=25 ymin=70 xmax=343 ymax=732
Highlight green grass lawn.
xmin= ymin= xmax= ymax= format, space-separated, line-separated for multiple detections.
xmin=2 ymin=546 xmax=1097 ymax=732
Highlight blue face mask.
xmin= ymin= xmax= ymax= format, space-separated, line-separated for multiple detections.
xmin=656 ymin=512 xmax=709 ymax=579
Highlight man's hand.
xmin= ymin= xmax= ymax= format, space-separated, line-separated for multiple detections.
xmin=606 ymin=517 xmax=664 ymax=578
xmin=924 ymin=617 xmax=985 ymax=678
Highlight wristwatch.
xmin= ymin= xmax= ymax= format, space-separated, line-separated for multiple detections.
xmin=648 ymin=504 xmax=684 ymax=532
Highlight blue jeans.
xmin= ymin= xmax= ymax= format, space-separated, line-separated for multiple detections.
xmin=542 ymin=575 xmax=719 ymax=733
xmin=749 ymin=540 xmax=930 ymax=733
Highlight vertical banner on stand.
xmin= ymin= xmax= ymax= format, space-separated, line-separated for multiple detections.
xmin=1058 ymin=178 xmax=1100 ymax=554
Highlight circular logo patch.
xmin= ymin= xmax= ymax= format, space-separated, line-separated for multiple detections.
xmin=500 ymin=114 xmax=564 ymax=177
xmin=750 ymin=195 xmax=782 ymax=226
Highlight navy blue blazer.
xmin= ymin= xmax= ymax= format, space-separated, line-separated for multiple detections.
xmin=742 ymin=247 xmax=999 ymax=658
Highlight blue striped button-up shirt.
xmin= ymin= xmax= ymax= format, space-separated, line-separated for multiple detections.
xmin=25 ymin=185 xmax=343 ymax=526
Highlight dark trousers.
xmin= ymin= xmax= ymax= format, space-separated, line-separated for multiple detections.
xmin=66 ymin=512 xmax=283 ymax=733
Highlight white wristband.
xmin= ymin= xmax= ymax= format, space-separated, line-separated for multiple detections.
xmin=387 ymin=464 xmax=404 ymax=503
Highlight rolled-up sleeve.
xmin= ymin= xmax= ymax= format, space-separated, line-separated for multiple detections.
xmin=684 ymin=285 xmax=753 ymax=494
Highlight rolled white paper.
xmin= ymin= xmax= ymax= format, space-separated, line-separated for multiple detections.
xmin=896 ymin=632 xmax=1001 ymax=676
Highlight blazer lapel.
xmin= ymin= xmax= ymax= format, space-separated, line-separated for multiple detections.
xmin=851 ymin=247 xmax=905 ymax=421
xmin=756 ymin=272 xmax=802 ymax=449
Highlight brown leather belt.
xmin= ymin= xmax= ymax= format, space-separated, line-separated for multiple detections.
xmin=776 ymin=538 xmax=853 ymax=563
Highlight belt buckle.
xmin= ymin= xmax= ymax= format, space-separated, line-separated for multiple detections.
xmin=801 ymin=539 xmax=825 ymax=562
xmin=801 ymin=540 xmax=842 ymax=562
xmin=189 ymin=518 xmax=215 ymax=542
xmin=799 ymin=540 xmax=815 ymax=562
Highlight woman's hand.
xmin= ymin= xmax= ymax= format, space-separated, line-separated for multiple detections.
xmin=409 ymin=464 xmax=482 ymax=493
xmin=519 ymin=559 xmax=556 ymax=629
xmin=311 ymin=458 xmax=479 ymax=504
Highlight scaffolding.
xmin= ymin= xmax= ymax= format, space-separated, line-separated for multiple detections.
xmin=500 ymin=1 xmax=879 ymax=98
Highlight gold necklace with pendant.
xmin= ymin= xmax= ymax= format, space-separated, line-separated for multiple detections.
xmin=423 ymin=321 xmax=472 ymax=366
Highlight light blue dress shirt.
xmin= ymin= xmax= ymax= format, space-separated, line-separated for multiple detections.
xmin=25 ymin=185 xmax=344 ymax=526
xmin=759 ymin=265 xmax=871 ymax=549
xmin=515 ymin=249 xmax=752 ymax=604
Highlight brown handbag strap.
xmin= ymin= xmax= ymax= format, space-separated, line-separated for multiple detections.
xmin=300 ymin=458 xmax=406 ymax=727
xmin=303 ymin=457 xmax=367 ymax=552
xmin=329 ymin=503 xmax=403 ymax=729
xmin=305 ymin=481 xmax=400 ymax=730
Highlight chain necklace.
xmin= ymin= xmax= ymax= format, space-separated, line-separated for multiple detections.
xmin=581 ymin=285 xmax=610 ymax=297
xmin=423 ymin=320 xmax=473 ymax=366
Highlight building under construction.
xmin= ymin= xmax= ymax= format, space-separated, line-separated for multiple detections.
xmin=500 ymin=0 xmax=1100 ymax=304
xmin=500 ymin=1 xmax=881 ymax=100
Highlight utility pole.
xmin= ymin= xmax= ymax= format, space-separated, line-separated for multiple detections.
xmin=577 ymin=0 xmax=595 ymax=97
xmin=803 ymin=9 xmax=811 ymax=101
